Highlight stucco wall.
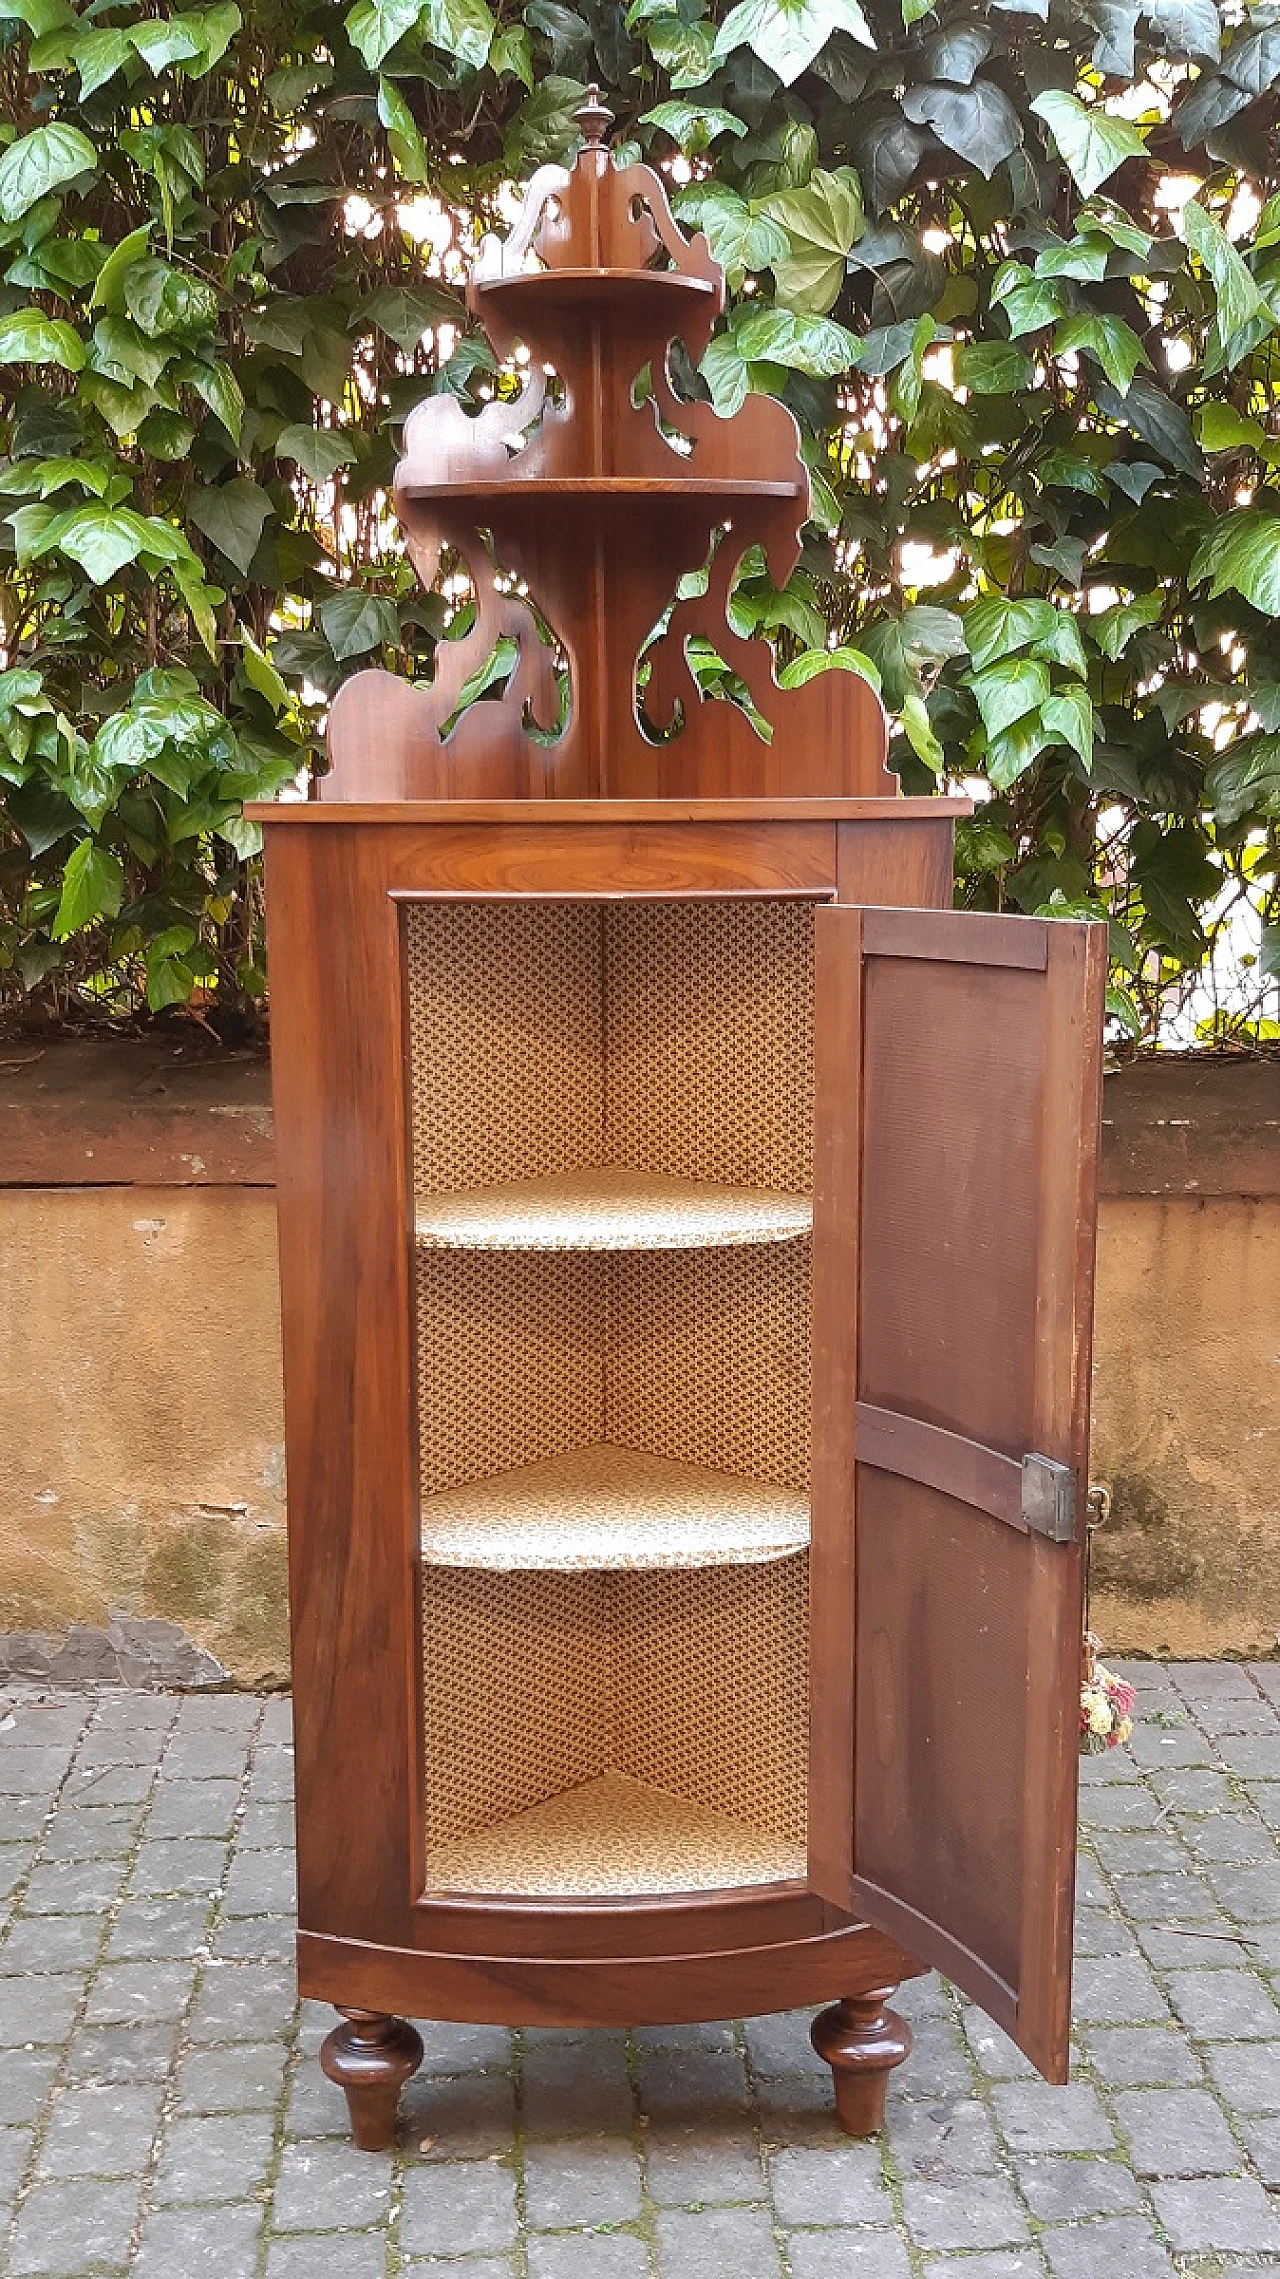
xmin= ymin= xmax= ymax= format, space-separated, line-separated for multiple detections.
xmin=0 ymin=1040 xmax=1275 ymax=1678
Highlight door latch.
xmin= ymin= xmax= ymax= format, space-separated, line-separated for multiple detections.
xmin=1021 ymin=1454 xmax=1078 ymax=1543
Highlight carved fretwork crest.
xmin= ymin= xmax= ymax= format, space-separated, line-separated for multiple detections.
xmin=324 ymin=91 xmax=892 ymax=800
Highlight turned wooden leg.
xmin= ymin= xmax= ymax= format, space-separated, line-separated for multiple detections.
xmin=811 ymin=1988 xmax=912 ymax=2137
xmin=320 ymin=2008 xmax=424 ymax=2151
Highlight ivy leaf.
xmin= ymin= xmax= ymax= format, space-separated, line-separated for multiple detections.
xmin=320 ymin=589 xmax=401 ymax=660
xmin=1195 ymin=402 xmax=1264 ymax=453
xmin=1143 ymin=0 xmax=1219 ymax=61
xmin=275 ymin=424 xmax=358 ymax=483
xmin=1095 ymin=375 xmax=1201 ymax=480
xmin=420 ymin=0 xmax=494 ymax=69
xmin=377 ymin=77 xmax=428 ymax=184
xmin=777 ymin=644 xmax=881 ymax=691
xmin=676 ymin=186 xmax=789 ymax=290
xmin=901 ymin=79 xmax=1022 ymax=178
xmin=1029 ymin=89 xmax=1149 ymax=198
xmin=899 ymin=689 xmax=944 ymax=772
xmin=760 ymin=168 xmax=864 ymax=314
xmin=51 ymin=838 xmax=124 ymax=937
xmin=1190 ymin=510 xmax=1280 ymax=615
xmin=953 ymin=340 xmax=1034 ymax=392
xmin=645 ymin=12 xmax=716 ymax=83
xmin=964 ymin=596 xmax=1061 ymax=670
xmin=712 ymin=0 xmax=875 ymax=89
xmin=490 ymin=23 xmax=534 ymax=81
xmin=641 ymin=101 xmax=747 ymax=149
xmin=734 ymin=303 xmax=859 ymax=375
xmin=700 ymin=331 xmax=750 ymax=415
xmin=182 ymin=360 xmax=245 ymax=444
xmin=129 ymin=18 xmax=202 ymax=71
xmin=1106 ymin=459 xmax=1163 ymax=501
xmin=1034 ymin=237 xmax=1109 ymax=282
xmin=75 ymin=25 xmax=133 ymax=95
xmin=987 ymin=711 xmax=1053 ymax=789
xmin=0 ymin=308 xmax=85 ymax=370
xmin=1041 ymin=681 xmax=1095 ymax=770
xmin=1093 ymin=588 xmax=1163 ymax=659
xmin=0 ymin=123 xmax=97 ymax=224
xmin=969 ymin=656 xmax=1049 ymax=737
xmin=1052 ymin=311 xmax=1151 ymax=395
xmin=188 ymin=477 xmax=273 ymax=574
xmin=1204 ymin=734 xmax=1280 ymax=825
xmin=345 ymin=0 xmax=424 ymax=66
xmin=355 ymin=282 xmax=463 ymax=350
xmin=1182 ymin=199 xmax=1269 ymax=365
xmin=37 ymin=503 xmax=155 ymax=582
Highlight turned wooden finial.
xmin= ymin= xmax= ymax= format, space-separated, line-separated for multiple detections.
xmin=575 ymin=85 xmax=615 ymax=147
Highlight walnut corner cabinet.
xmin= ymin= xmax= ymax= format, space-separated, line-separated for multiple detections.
xmin=249 ymin=92 xmax=1107 ymax=2156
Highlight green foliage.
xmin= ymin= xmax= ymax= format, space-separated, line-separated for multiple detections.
xmin=0 ymin=0 xmax=1277 ymax=1043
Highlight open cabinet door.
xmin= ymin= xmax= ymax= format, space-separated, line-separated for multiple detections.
xmin=809 ymin=904 xmax=1107 ymax=2081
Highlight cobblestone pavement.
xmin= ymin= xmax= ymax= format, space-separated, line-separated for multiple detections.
xmin=1 ymin=1663 xmax=1279 ymax=2276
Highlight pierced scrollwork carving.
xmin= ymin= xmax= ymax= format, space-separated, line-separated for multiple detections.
xmin=323 ymin=88 xmax=892 ymax=801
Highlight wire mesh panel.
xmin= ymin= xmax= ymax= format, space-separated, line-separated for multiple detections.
xmin=406 ymin=896 xmax=816 ymax=1898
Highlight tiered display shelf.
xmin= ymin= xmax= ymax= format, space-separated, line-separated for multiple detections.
xmin=413 ymin=1168 xmax=812 ymax=1252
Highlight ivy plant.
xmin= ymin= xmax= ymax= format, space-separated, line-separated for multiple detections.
xmin=0 ymin=0 xmax=1278 ymax=1041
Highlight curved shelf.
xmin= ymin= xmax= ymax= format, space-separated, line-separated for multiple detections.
xmin=414 ymin=1168 xmax=812 ymax=1253
xmin=474 ymin=267 xmax=718 ymax=315
xmin=397 ymin=475 xmax=803 ymax=503
xmin=420 ymin=1444 xmax=810 ymax=1571
xmin=425 ymin=1770 xmax=806 ymax=1896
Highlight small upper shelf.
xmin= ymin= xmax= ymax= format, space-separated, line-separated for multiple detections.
xmin=414 ymin=1167 xmax=812 ymax=1252
xmin=473 ymin=267 xmax=718 ymax=324
xmin=420 ymin=1443 xmax=811 ymax=1571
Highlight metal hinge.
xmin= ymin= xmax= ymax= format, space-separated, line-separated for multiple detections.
xmin=1021 ymin=1454 xmax=1078 ymax=1543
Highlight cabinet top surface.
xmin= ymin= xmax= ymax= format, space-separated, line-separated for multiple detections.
xmin=246 ymin=796 xmax=972 ymax=826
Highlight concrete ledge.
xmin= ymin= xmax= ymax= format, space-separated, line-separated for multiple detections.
xmin=1100 ymin=1056 xmax=1280 ymax=1198
xmin=0 ymin=1037 xmax=274 ymax=1186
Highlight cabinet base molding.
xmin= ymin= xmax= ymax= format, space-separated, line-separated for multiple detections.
xmin=811 ymin=1989 xmax=912 ymax=2137
xmin=320 ymin=2008 xmax=425 ymax=2152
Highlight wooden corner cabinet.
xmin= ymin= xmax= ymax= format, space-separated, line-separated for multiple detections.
xmin=249 ymin=94 xmax=1106 ymax=2155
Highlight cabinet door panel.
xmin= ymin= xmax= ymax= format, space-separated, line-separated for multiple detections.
xmin=810 ymin=903 xmax=1106 ymax=2080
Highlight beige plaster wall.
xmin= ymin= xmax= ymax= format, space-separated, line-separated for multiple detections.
xmin=0 ymin=1182 xmax=1275 ymax=1677
xmin=0 ymin=1187 xmax=288 ymax=1683
xmin=1090 ymin=1194 xmax=1280 ymax=1659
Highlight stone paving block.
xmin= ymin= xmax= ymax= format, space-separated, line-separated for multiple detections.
xmin=237 ymin=1800 xmax=296 ymax=1850
xmin=266 ymin=2234 xmax=388 ymax=2279
xmin=284 ymin=2053 xmax=355 ymax=2138
xmin=900 ymin=2175 xmax=1029 ymax=2252
xmin=1091 ymin=1830 xmax=1189 ymax=1874
xmin=175 ymin=2037 xmax=287 ymax=2114
xmin=768 ymin=2140 xmax=892 ymax=2225
xmin=638 ymin=2046 xmax=752 ymax=2122
xmin=222 ymin=1846 xmax=297 ymax=1915
xmin=990 ymin=2080 xmax=1114 ymax=2153
xmin=213 ymin=1914 xmax=295 ymax=1961
xmin=402 ymin=2067 xmax=518 ymax=2157
xmin=132 ymin=2198 xmax=264 ymax=2277
xmin=1149 ymin=1767 xmax=1238 ymax=1813
xmin=1246 ymin=1781 xmax=1280 ymax=1827
xmin=1204 ymin=2036 xmax=1280 ymax=2109
xmin=1179 ymin=1813 xmax=1280 ymax=1863
xmin=644 ymin=2113 xmax=767 ymax=2203
xmin=788 ymin=2237 xmax=912 ymax=2278
xmin=1112 ymin=2084 xmax=1242 ymax=2175
xmin=416 ymin=2020 xmax=513 ymax=2076
xmin=0 ymin=1913 xmax=101 ymax=1975
xmin=400 ymin=2156 xmax=519 ymax=2254
xmin=74 ymin=1727 xmax=167 ymax=1770
xmin=1081 ymin=2024 xmax=1202 ymax=2086
xmin=40 ymin=1804 xmax=140 ymax=1861
xmin=0 ymin=2119 xmax=32 ymax=2201
xmin=1126 ymin=1723 xmax=1213 ymax=1769
xmin=1108 ymin=1869 xmax=1221 ymax=1922
xmin=654 ymin=2204 xmax=783 ymax=2277
xmin=22 ymin=1857 xmax=127 ymax=1913
xmin=152 ymin=2110 xmax=276 ymax=2205
xmin=524 ymin=2134 xmax=644 ymax=2228
xmin=259 ymin=1696 xmax=294 ymax=1744
xmin=187 ymin=1957 xmax=295 ymax=2043
xmin=64 ymin=2022 xmax=178 ymax=2085
xmin=105 ymin=1897 xmax=213 ymax=1961
xmin=885 ymin=2091 xmax=1001 ymax=2177
xmin=245 ymin=1751 xmax=295 ymax=1801
xmin=0 ymin=1749 xmax=76 ymax=1797
xmin=1040 ymin=2213 xmax=1176 ymax=2279
xmin=636 ymin=2019 xmax=738 ymax=2053
xmin=922 ymin=2258 xmax=1046 ymax=2279
xmin=962 ymin=2006 xmax=1037 ymax=2078
xmin=91 ymin=1692 xmax=175 ymax=1729
xmin=520 ymin=2037 xmax=635 ymax=2137
xmin=1073 ymin=1912 xmax=1142 ymax=1959
xmin=1206 ymin=1860 xmax=1280 ymax=1919
xmin=1079 ymin=1782 xmax=1160 ymax=1828
xmin=1152 ymin=2174 xmax=1280 ymax=2252
xmin=38 ymin=2082 xmax=162 ymax=2178
xmin=162 ymin=1731 xmax=254 ymax=1781
xmin=527 ymin=2238 xmax=646 ymax=2279
xmin=1070 ymin=1954 xmax=1170 ymax=2025
xmin=175 ymin=1692 xmax=260 ymax=1733
xmin=900 ymin=2013 xmax=980 ymax=2097
xmin=1013 ymin=2154 xmax=1143 ymax=2220
xmin=64 ymin=1762 xmax=155 ymax=1807
xmin=0 ymin=1797 xmax=47 ymax=1840
xmin=0 ymin=2045 xmax=59 ymax=2126
xmin=1218 ymin=1735 xmax=1280 ymax=1778
xmin=0 ymin=1972 xmax=84 ymax=2047
xmin=272 ymin=2136 xmax=398 ymax=2230
xmin=82 ymin=1956 xmax=197 ymax=2025
xmin=1238 ymin=2111 xmax=1280 ymax=2186
xmin=1135 ymin=1920 xmax=1253 ymax=1969
xmin=744 ymin=2010 xmax=825 ymax=2076
xmin=129 ymin=1836 xmax=227 ymax=1898
xmin=1193 ymin=1698 xmax=1279 ymax=1736
xmin=7 ymin=2174 xmax=139 ymax=2274
xmin=146 ymin=1776 xmax=242 ymax=1838
xmin=1168 ymin=1965 xmax=1280 ymax=2038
